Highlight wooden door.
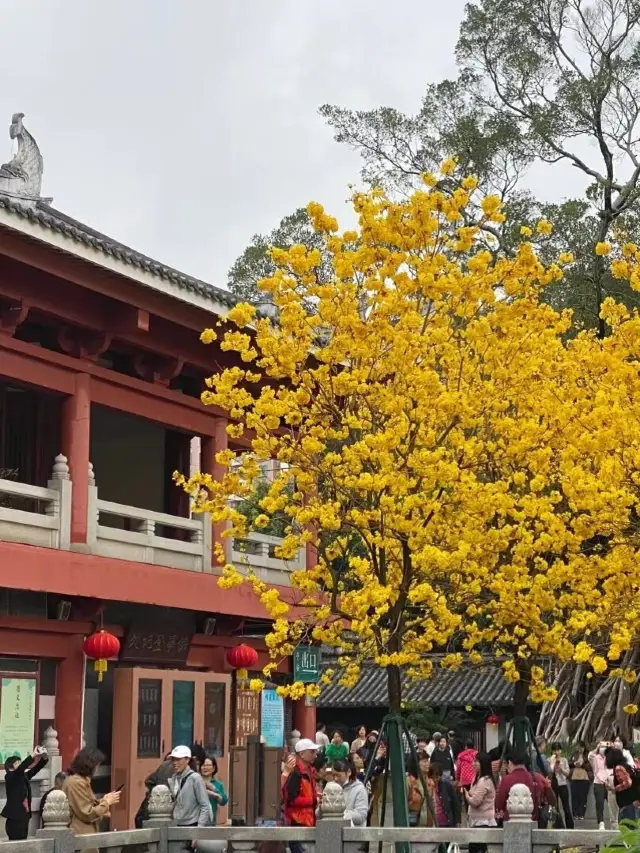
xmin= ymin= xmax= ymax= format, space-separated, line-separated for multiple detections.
xmin=111 ymin=668 xmax=231 ymax=830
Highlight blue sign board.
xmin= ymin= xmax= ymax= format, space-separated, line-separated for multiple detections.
xmin=260 ymin=689 xmax=284 ymax=747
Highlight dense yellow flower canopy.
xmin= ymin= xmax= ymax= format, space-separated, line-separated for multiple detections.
xmin=179 ymin=174 xmax=640 ymax=707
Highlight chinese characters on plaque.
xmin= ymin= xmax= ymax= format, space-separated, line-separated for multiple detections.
xmin=204 ymin=682 xmax=226 ymax=757
xmin=260 ymin=689 xmax=284 ymax=748
xmin=293 ymin=646 xmax=320 ymax=683
xmin=234 ymin=690 xmax=260 ymax=746
xmin=0 ymin=677 xmax=37 ymax=763
xmin=137 ymin=679 xmax=162 ymax=759
xmin=122 ymin=629 xmax=191 ymax=665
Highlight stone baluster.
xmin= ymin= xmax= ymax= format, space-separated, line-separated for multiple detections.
xmin=86 ymin=461 xmax=99 ymax=548
xmin=41 ymin=788 xmax=70 ymax=828
xmin=41 ymin=726 xmax=62 ymax=796
xmin=147 ymin=783 xmax=173 ymax=823
xmin=47 ymin=454 xmax=71 ymax=549
xmin=139 ymin=518 xmax=155 ymax=537
xmin=316 ymin=781 xmax=348 ymax=853
xmin=144 ymin=785 xmax=174 ymax=852
xmin=43 ymin=726 xmax=60 ymax=757
xmin=51 ymin=454 xmax=70 ymax=482
xmin=504 ymin=783 xmax=534 ymax=853
xmin=37 ymin=788 xmax=75 ymax=853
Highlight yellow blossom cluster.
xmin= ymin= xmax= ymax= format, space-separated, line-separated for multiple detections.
xmin=181 ymin=174 xmax=640 ymax=708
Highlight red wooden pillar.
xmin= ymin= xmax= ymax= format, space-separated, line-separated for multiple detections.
xmin=56 ymin=639 xmax=85 ymax=767
xmin=61 ymin=373 xmax=91 ymax=543
xmin=306 ymin=537 xmax=317 ymax=572
xmin=201 ymin=417 xmax=229 ymax=567
xmin=292 ymin=698 xmax=317 ymax=739
xmin=294 ymin=536 xmax=319 ymax=738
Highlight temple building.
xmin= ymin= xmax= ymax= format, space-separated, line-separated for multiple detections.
xmin=0 ymin=113 xmax=312 ymax=831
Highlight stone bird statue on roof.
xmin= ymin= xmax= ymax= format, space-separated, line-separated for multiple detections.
xmin=0 ymin=113 xmax=44 ymax=202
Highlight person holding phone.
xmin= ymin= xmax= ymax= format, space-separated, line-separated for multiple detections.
xmin=63 ymin=747 xmax=120 ymax=853
xmin=2 ymin=744 xmax=48 ymax=839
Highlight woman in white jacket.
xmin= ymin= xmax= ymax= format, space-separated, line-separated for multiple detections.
xmin=331 ymin=758 xmax=369 ymax=852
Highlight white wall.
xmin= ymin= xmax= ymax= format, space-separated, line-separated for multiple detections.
xmin=485 ymin=722 xmax=500 ymax=752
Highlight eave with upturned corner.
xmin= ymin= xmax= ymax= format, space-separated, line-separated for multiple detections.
xmin=0 ymin=113 xmax=308 ymax=612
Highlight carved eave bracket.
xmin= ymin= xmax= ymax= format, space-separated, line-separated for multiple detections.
xmin=133 ymin=353 xmax=184 ymax=386
xmin=0 ymin=297 xmax=29 ymax=336
xmin=58 ymin=325 xmax=112 ymax=360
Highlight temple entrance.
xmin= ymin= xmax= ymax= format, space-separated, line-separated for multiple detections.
xmin=110 ymin=667 xmax=231 ymax=829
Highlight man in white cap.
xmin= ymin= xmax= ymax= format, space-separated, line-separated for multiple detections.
xmin=168 ymin=745 xmax=212 ymax=848
xmin=283 ymin=737 xmax=321 ymax=845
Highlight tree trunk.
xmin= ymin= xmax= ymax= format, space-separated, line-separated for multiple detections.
xmin=387 ymin=664 xmax=402 ymax=714
xmin=512 ymin=664 xmax=531 ymax=754
xmin=385 ymin=664 xmax=409 ymax=839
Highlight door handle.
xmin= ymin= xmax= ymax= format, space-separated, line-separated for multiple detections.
xmin=162 ymin=739 xmax=165 ymax=755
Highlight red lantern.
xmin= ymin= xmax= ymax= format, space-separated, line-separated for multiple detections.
xmin=83 ymin=630 xmax=120 ymax=682
xmin=486 ymin=713 xmax=499 ymax=726
xmin=226 ymin=644 xmax=259 ymax=680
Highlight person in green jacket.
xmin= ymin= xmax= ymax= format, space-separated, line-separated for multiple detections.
xmin=325 ymin=731 xmax=349 ymax=762
xmin=200 ymin=756 xmax=228 ymax=825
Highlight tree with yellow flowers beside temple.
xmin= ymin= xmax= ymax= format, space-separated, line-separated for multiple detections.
xmin=178 ymin=169 xmax=640 ymax=727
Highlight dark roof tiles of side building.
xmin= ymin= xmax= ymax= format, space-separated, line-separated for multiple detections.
xmin=0 ymin=195 xmax=237 ymax=307
xmin=317 ymin=665 xmax=517 ymax=708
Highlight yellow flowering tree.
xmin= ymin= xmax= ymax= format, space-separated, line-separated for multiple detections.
xmin=180 ymin=173 xmax=640 ymax=742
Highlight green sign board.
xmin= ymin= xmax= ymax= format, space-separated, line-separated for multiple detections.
xmin=293 ymin=645 xmax=321 ymax=683
xmin=0 ymin=677 xmax=36 ymax=763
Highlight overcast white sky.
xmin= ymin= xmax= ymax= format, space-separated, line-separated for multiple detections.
xmin=1 ymin=0 xmax=585 ymax=289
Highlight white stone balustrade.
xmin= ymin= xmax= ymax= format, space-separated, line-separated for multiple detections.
xmin=0 ymin=456 xmax=299 ymax=582
xmin=0 ymin=454 xmax=71 ymax=549
xmin=229 ymin=531 xmax=306 ymax=584
xmin=86 ymin=469 xmax=212 ymax=572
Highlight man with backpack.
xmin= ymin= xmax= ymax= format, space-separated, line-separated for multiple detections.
xmin=168 ymin=745 xmax=212 ymax=848
xmin=527 ymin=756 xmax=557 ymax=829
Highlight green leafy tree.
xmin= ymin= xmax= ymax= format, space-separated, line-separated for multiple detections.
xmin=401 ymin=701 xmax=472 ymax=740
xmin=456 ymin=0 xmax=640 ymax=335
xmin=235 ymin=477 xmax=290 ymax=537
xmin=228 ymin=207 xmax=331 ymax=304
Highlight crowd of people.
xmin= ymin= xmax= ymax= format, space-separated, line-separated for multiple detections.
xmin=53 ymin=742 xmax=228 ymax=850
xmin=7 ymin=725 xmax=640 ymax=847
xmin=276 ymin=724 xmax=640 ymax=850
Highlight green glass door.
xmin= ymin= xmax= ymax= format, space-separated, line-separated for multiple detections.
xmin=171 ymin=679 xmax=194 ymax=748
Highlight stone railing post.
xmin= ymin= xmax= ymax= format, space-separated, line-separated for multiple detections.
xmin=47 ymin=454 xmax=71 ymax=550
xmin=504 ymin=783 xmax=534 ymax=853
xmin=41 ymin=727 xmax=63 ymax=799
xmin=200 ymin=512 xmax=213 ymax=572
xmin=317 ymin=781 xmax=348 ymax=853
xmin=86 ymin=462 xmax=98 ymax=549
xmin=143 ymin=784 xmax=173 ymax=853
xmin=36 ymin=788 xmax=75 ymax=853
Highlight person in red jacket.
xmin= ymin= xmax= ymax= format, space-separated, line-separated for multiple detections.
xmin=283 ymin=737 xmax=320 ymax=850
xmin=495 ymin=751 xmax=539 ymax=823
xmin=456 ymin=739 xmax=478 ymax=816
xmin=456 ymin=740 xmax=479 ymax=790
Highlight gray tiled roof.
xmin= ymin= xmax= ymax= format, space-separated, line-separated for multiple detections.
xmin=317 ymin=666 xmax=515 ymax=708
xmin=0 ymin=196 xmax=236 ymax=307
